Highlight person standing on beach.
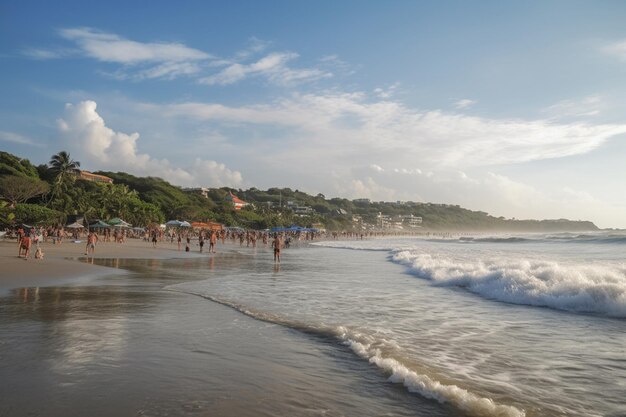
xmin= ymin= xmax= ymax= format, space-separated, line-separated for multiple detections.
xmin=86 ymin=231 xmax=97 ymax=255
xmin=19 ymin=234 xmax=31 ymax=259
xmin=272 ymin=234 xmax=282 ymax=263
xmin=209 ymin=231 xmax=217 ymax=253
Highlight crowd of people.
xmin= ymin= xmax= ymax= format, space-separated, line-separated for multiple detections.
xmin=6 ymin=222 xmax=438 ymax=262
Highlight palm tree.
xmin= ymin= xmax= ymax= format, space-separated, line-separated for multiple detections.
xmin=49 ymin=151 xmax=81 ymax=186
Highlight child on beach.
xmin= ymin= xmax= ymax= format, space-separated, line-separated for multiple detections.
xmin=34 ymin=247 xmax=44 ymax=260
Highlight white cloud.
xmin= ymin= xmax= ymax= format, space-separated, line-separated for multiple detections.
xmin=161 ymin=92 xmax=626 ymax=168
xmin=374 ymin=83 xmax=400 ymax=99
xmin=543 ymin=95 xmax=603 ymax=119
xmin=200 ymin=52 xmax=332 ymax=86
xmin=59 ymin=27 xmax=210 ymax=64
xmin=0 ymin=131 xmax=39 ymax=146
xmin=57 ymin=100 xmax=242 ymax=187
xmin=454 ymin=99 xmax=476 ymax=109
xmin=55 ymin=27 xmax=211 ymax=80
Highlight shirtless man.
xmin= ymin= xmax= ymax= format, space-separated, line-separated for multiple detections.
xmin=19 ymin=235 xmax=32 ymax=259
xmin=209 ymin=231 xmax=217 ymax=253
xmin=86 ymin=231 xmax=98 ymax=255
xmin=272 ymin=234 xmax=282 ymax=263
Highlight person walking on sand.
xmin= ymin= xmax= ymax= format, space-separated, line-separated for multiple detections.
xmin=272 ymin=233 xmax=282 ymax=263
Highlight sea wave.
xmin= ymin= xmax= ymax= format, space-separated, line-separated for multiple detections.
xmin=166 ymin=288 xmax=526 ymax=417
xmin=391 ymin=250 xmax=626 ymax=318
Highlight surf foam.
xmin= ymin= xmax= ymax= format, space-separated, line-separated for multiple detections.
xmin=391 ymin=250 xmax=626 ymax=318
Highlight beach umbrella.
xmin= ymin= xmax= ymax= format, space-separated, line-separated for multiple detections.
xmin=65 ymin=221 xmax=85 ymax=229
xmin=165 ymin=220 xmax=183 ymax=227
xmin=179 ymin=221 xmax=192 ymax=228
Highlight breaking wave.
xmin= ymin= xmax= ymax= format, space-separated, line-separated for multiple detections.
xmin=391 ymin=250 xmax=626 ymax=318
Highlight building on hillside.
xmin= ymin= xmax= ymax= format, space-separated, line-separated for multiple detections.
xmin=293 ymin=206 xmax=314 ymax=216
xmin=225 ymin=192 xmax=249 ymax=210
xmin=78 ymin=171 xmax=113 ymax=184
xmin=400 ymin=214 xmax=423 ymax=227
xmin=376 ymin=212 xmax=392 ymax=229
xmin=353 ymin=198 xmax=371 ymax=204
xmin=182 ymin=187 xmax=209 ymax=198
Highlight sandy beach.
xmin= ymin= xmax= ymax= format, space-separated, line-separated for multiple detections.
xmin=0 ymin=237 xmax=208 ymax=291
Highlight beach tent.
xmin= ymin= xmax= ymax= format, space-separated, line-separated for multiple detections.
xmin=65 ymin=221 xmax=85 ymax=229
xmin=179 ymin=221 xmax=192 ymax=228
xmin=89 ymin=220 xmax=111 ymax=229
xmin=165 ymin=220 xmax=183 ymax=227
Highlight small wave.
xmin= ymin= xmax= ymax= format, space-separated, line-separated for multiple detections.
xmin=391 ymin=250 xmax=626 ymax=318
xmin=166 ymin=287 xmax=526 ymax=417
xmin=469 ymin=237 xmax=531 ymax=244
xmin=545 ymin=233 xmax=626 ymax=245
xmin=311 ymin=241 xmax=395 ymax=251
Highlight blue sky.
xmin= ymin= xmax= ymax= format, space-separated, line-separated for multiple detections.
xmin=2 ymin=0 xmax=626 ymax=227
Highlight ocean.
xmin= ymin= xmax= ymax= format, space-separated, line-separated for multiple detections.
xmin=1 ymin=232 xmax=625 ymax=417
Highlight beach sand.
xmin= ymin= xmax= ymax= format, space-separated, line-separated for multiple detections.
xmin=0 ymin=237 xmax=206 ymax=291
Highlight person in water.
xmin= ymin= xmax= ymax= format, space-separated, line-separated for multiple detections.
xmin=272 ymin=234 xmax=282 ymax=263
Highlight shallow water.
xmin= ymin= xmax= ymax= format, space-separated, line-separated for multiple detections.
xmin=1 ymin=235 xmax=625 ymax=417
xmin=0 ymin=253 xmax=450 ymax=417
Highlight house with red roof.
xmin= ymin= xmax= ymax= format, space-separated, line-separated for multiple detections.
xmin=225 ymin=192 xmax=249 ymax=210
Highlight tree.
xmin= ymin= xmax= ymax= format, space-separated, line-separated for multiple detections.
xmin=10 ymin=203 xmax=63 ymax=225
xmin=0 ymin=151 xmax=39 ymax=178
xmin=49 ymin=151 xmax=81 ymax=186
xmin=0 ymin=175 xmax=49 ymax=207
xmin=0 ymin=201 xmax=15 ymax=225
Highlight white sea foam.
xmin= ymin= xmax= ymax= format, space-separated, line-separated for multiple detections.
xmin=167 ymin=287 xmax=525 ymax=417
xmin=391 ymin=250 xmax=626 ymax=317
xmin=337 ymin=329 xmax=526 ymax=417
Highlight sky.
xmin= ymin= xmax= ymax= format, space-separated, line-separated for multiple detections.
xmin=1 ymin=0 xmax=626 ymax=228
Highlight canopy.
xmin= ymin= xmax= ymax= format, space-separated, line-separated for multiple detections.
xmin=65 ymin=221 xmax=85 ymax=229
xmin=108 ymin=218 xmax=131 ymax=227
xmin=271 ymin=226 xmax=319 ymax=233
xmin=191 ymin=221 xmax=223 ymax=230
xmin=89 ymin=220 xmax=111 ymax=229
